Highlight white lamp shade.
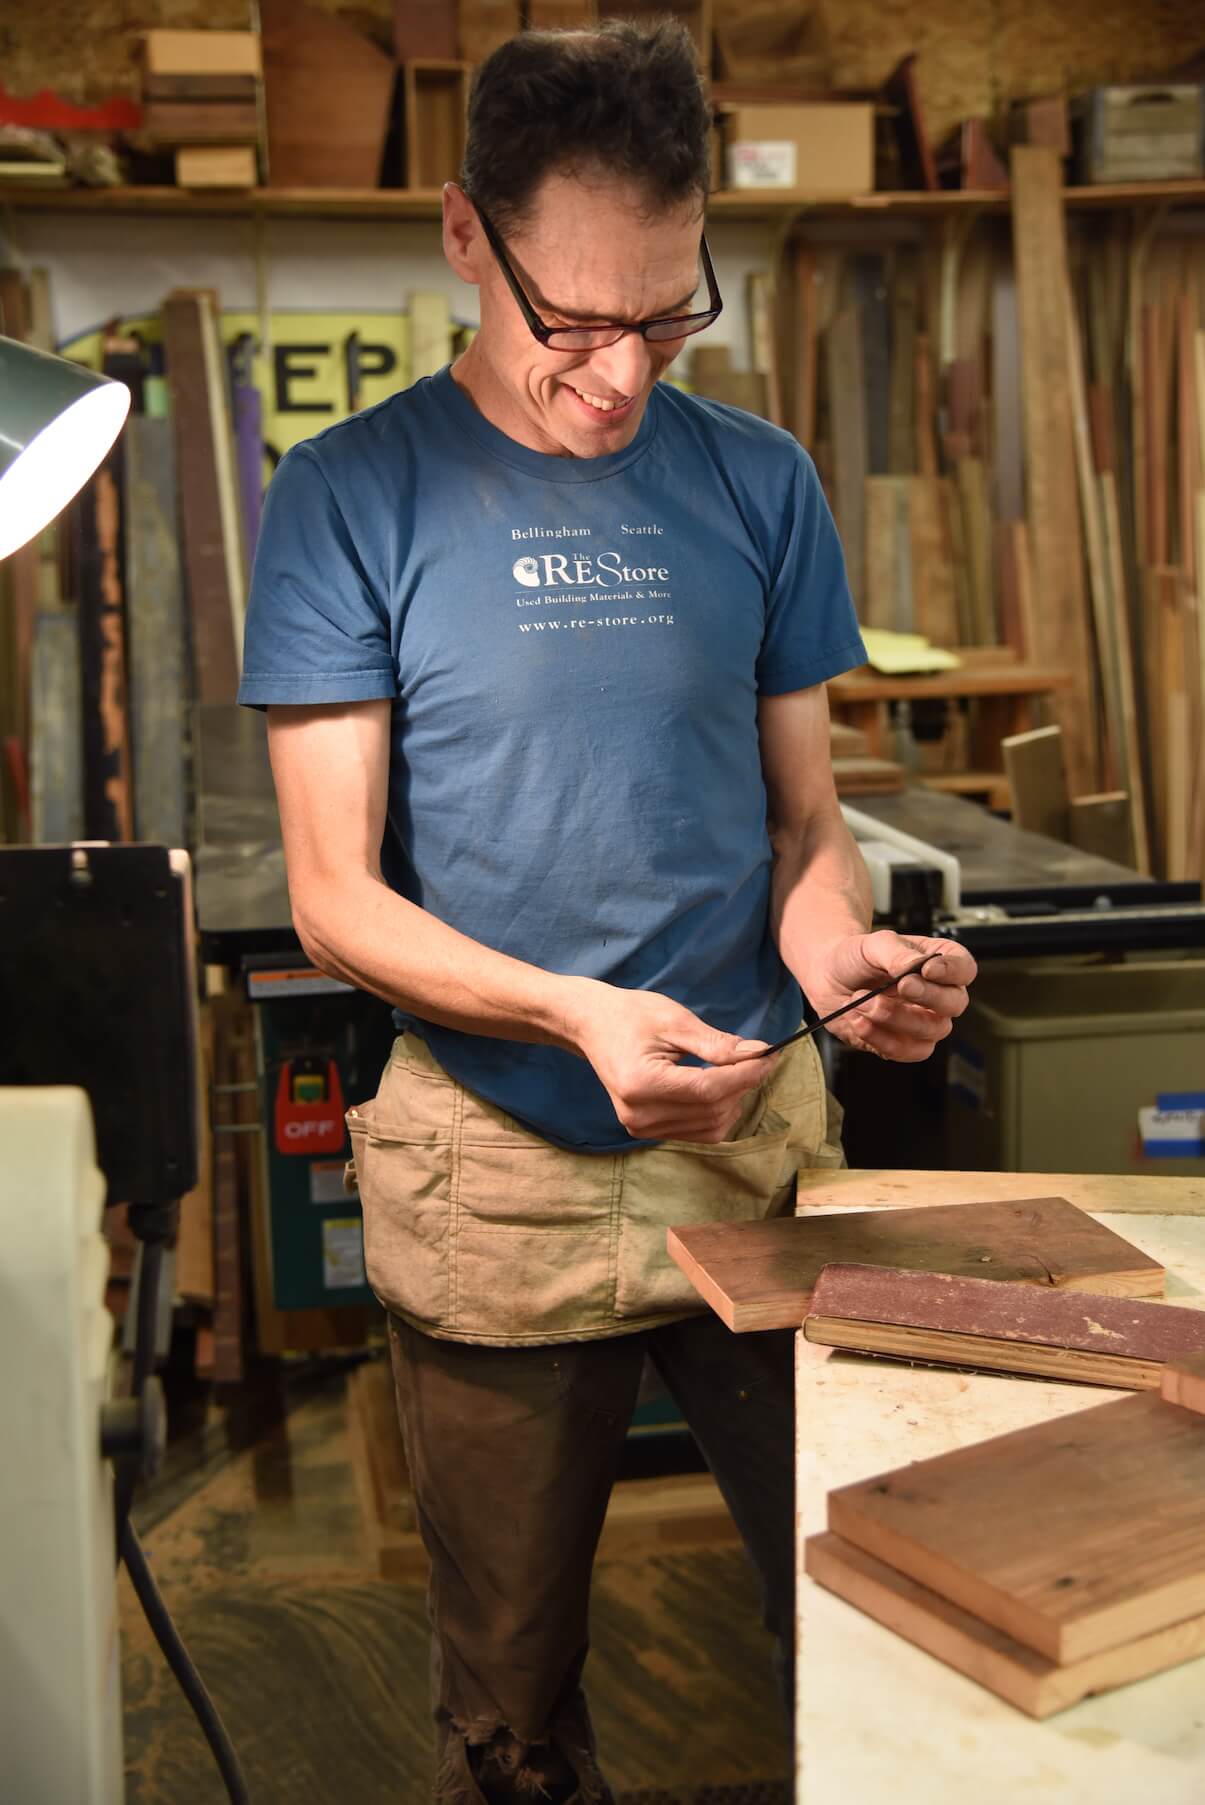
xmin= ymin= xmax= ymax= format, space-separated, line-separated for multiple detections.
xmin=0 ymin=337 xmax=131 ymax=559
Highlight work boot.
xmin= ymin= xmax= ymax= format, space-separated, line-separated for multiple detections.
xmin=474 ymin=1734 xmax=575 ymax=1801
xmin=433 ymin=1728 xmax=490 ymax=1804
xmin=546 ymin=1690 xmax=614 ymax=1804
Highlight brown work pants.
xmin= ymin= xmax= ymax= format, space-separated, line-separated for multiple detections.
xmin=387 ymin=1308 xmax=796 ymax=1803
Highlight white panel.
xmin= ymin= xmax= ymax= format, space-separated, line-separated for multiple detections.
xmin=0 ymin=1087 xmax=121 ymax=1805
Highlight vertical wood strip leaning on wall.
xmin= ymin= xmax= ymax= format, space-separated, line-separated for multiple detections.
xmin=1010 ymin=146 xmax=1100 ymax=795
xmin=164 ymin=292 xmax=241 ymax=706
xmin=125 ymin=416 xmax=188 ymax=849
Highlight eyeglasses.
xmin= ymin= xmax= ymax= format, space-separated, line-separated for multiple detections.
xmin=475 ymin=206 xmax=723 ymax=351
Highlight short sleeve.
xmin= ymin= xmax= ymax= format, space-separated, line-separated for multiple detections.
xmin=237 ymin=444 xmax=397 ymax=708
xmin=755 ymin=447 xmax=866 ymax=696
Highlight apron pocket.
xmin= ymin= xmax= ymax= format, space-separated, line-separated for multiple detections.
xmin=613 ymin=1038 xmax=827 ymax=1322
xmin=452 ymin=1224 xmax=614 ymax=1338
xmin=347 ymin=1101 xmax=452 ymax=1332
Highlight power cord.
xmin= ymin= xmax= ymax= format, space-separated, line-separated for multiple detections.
xmin=113 ymin=1200 xmax=252 ymax=1804
xmin=119 ymin=1516 xmax=251 ymax=1805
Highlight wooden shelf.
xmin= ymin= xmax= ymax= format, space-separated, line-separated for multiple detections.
xmin=3 ymin=179 xmax=1205 ymax=224
xmin=828 ymin=663 xmax=1073 ymax=703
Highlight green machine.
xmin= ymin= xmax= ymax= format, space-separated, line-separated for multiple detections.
xmin=247 ymin=959 xmax=396 ymax=1311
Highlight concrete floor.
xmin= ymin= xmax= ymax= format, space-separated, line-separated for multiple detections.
xmin=120 ymin=1360 xmax=790 ymax=1803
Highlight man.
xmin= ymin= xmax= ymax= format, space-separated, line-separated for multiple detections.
xmin=241 ymin=21 xmax=976 ymax=1802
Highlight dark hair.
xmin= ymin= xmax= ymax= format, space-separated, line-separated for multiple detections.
xmin=461 ymin=19 xmax=711 ymax=234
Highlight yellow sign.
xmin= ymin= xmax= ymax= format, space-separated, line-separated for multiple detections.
xmin=61 ymin=309 xmax=463 ymax=466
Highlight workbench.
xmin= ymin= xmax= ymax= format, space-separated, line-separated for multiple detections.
xmin=792 ymin=1168 xmax=1205 ymax=1804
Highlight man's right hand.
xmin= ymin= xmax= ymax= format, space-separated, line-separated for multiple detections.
xmin=561 ymin=979 xmax=780 ymax=1144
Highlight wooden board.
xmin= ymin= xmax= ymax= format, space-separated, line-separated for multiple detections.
xmin=124 ymin=417 xmax=187 ymax=849
xmin=827 ymin=1391 xmax=1205 ymax=1665
xmin=144 ymin=73 xmax=260 ymax=102
xmin=1001 ymin=724 xmax=1068 ymax=840
xmin=849 ymin=256 xmax=889 ymax=475
xmin=666 ymin=1195 xmax=1164 ymax=1334
xmin=793 ymin=244 xmax=819 ymax=448
xmin=805 ymin=1531 xmax=1205 ymax=1720
xmin=1068 ymin=790 xmax=1133 ymax=867
xmin=1010 ymin=146 xmax=1099 ymax=795
xmin=29 ymin=609 xmax=83 ymax=844
xmin=914 ymin=331 xmax=938 ymax=477
xmin=991 ymin=257 xmax=1024 ymax=524
xmin=793 ymin=1167 xmax=1205 ymax=1218
xmin=262 ymin=0 xmax=394 ymax=189
xmin=143 ymin=29 xmax=262 ymax=79
xmin=863 ymin=476 xmax=909 ymax=631
xmin=908 ymin=475 xmax=959 ymax=646
xmin=407 ymin=290 xmax=452 ymax=382
xmin=887 ymin=251 xmax=917 ymax=476
xmin=1162 ymin=1351 xmax=1205 ymax=1415
xmin=163 ymin=291 xmax=241 ymax=704
xmin=955 ymin=454 xmax=996 ymax=642
xmin=527 ymin=0 xmax=597 ymax=27
xmin=747 ymin=269 xmax=783 ymax=428
xmin=882 ymin=53 xmax=937 ymax=192
xmin=826 ymin=308 xmax=868 ymax=608
xmin=143 ymin=100 xmax=260 ymax=144
xmin=458 ymin=0 xmax=521 ymax=63
xmin=404 ymin=60 xmax=470 ymax=190
xmin=393 ymin=0 xmax=458 ymax=61
xmin=175 ymin=146 xmax=256 ymax=189
xmin=804 ymin=1262 xmax=1205 ymax=1389
xmin=77 ymin=468 xmax=134 ymax=841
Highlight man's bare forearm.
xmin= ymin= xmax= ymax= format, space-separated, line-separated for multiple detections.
xmin=768 ymin=799 xmax=873 ymax=996
xmin=296 ymin=871 xmax=593 ymax=1053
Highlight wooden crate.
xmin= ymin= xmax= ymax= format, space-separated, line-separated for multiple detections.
xmin=403 ymin=61 xmax=472 ymax=189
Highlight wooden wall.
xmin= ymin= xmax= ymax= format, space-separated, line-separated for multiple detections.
xmin=3 ymin=0 xmax=1202 ymax=141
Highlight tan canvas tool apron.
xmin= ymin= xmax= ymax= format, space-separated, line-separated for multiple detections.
xmin=347 ymin=1029 xmax=842 ymax=1345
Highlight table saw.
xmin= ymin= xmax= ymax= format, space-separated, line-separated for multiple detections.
xmin=192 ymin=704 xmax=1205 ymax=1175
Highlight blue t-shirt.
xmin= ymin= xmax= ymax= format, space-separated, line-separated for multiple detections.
xmin=239 ymin=367 xmax=865 ymax=1151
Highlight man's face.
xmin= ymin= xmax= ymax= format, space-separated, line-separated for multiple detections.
xmin=449 ymin=171 xmax=706 ymax=458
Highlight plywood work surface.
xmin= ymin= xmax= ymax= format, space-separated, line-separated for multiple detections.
xmin=794 ymin=1167 xmax=1205 ymax=1217
xmin=827 ymin=1391 xmax=1205 ymax=1664
xmin=796 ymin=1208 xmax=1205 ymax=1804
xmin=668 ymin=1195 xmax=1164 ymax=1332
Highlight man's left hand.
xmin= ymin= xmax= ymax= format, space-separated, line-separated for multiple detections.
xmin=807 ymin=930 xmax=977 ymax=1062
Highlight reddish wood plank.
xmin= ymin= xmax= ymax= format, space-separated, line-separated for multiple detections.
xmin=804 ymin=1263 xmax=1205 ymax=1387
xmin=666 ymin=1196 xmax=1164 ymax=1333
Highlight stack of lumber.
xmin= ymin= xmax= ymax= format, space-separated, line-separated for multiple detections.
xmin=140 ymin=30 xmax=263 ymax=190
xmin=806 ymin=1378 xmax=1205 ymax=1717
xmin=715 ymin=144 xmax=1204 ymax=880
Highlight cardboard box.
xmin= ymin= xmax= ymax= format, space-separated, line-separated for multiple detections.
xmin=143 ymin=30 xmax=263 ymax=80
xmin=719 ymin=103 xmax=874 ymax=198
xmin=175 ymin=145 xmax=258 ymax=190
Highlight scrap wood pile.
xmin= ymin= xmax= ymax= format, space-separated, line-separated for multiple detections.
xmin=692 ymin=146 xmax=1205 ymax=880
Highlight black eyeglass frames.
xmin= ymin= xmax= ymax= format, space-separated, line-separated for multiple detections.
xmin=474 ymin=207 xmax=723 ymax=352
